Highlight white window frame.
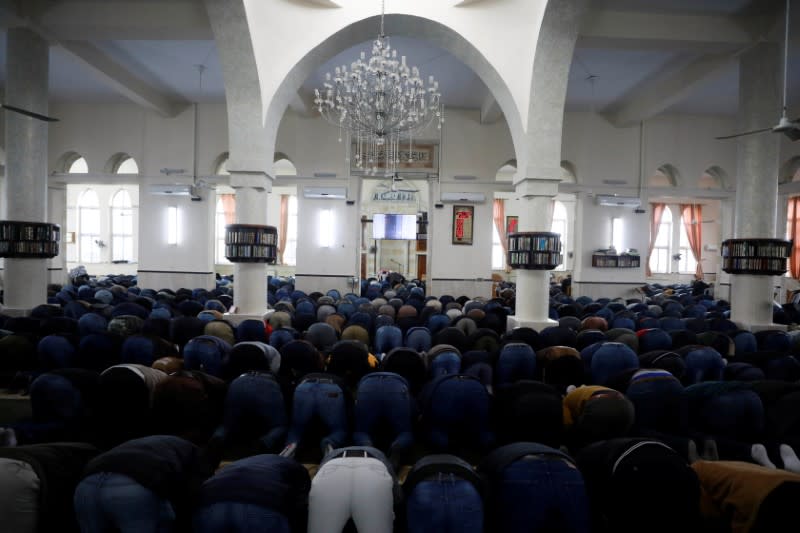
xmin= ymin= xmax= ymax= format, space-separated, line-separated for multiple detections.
xmin=215 ymin=198 xmax=230 ymax=264
xmin=649 ymin=207 xmax=673 ymax=274
xmin=78 ymin=189 xmax=101 ymax=263
xmin=110 ymin=189 xmax=134 ymax=262
xmin=283 ymin=195 xmax=298 ymax=266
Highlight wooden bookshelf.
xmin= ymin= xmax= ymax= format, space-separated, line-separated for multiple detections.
xmin=224 ymin=224 xmax=278 ymax=263
xmin=721 ymin=238 xmax=791 ymax=276
xmin=0 ymin=220 xmax=61 ymax=258
xmin=507 ymin=232 xmax=562 ymax=270
xmin=592 ymin=254 xmax=641 ymax=268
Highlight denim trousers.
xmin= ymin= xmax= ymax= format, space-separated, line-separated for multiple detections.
xmin=426 ymin=376 xmax=492 ymax=452
xmin=307 ymin=457 xmax=394 ymax=533
xmin=214 ymin=373 xmax=287 ymax=452
xmin=490 ymin=456 xmax=590 ymax=533
xmin=15 ymin=373 xmax=85 ymax=444
xmin=287 ymin=379 xmax=348 ymax=451
xmin=626 ymin=375 xmax=685 ymax=434
xmin=405 ymin=474 xmax=483 ymax=533
xmin=353 ymin=373 xmax=414 ymax=457
xmin=193 ymin=502 xmax=289 ymax=533
xmin=496 ymin=344 xmax=537 ymax=385
xmin=0 ymin=458 xmax=40 ymax=533
xmin=690 ymin=388 xmax=764 ymax=461
xmin=74 ymin=472 xmax=175 ymax=533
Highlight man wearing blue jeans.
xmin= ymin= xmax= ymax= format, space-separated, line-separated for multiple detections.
xmin=480 ymin=442 xmax=590 ymax=533
xmin=353 ymin=372 xmax=415 ymax=467
xmin=74 ymin=435 xmax=216 ymax=532
xmin=285 ymin=373 xmax=350 ymax=455
xmin=419 ymin=374 xmax=493 ymax=453
xmin=404 ymin=454 xmax=484 ymax=533
xmin=193 ymin=454 xmax=311 ymax=533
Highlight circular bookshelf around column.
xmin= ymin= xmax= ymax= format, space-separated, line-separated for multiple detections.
xmin=720 ymin=238 xmax=791 ymax=276
xmin=0 ymin=220 xmax=61 ymax=258
xmin=224 ymin=224 xmax=278 ymax=264
xmin=507 ymin=231 xmax=563 ymax=270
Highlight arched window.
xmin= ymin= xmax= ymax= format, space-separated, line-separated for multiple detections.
xmin=111 ymin=190 xmax=134 ymax=262
xmin=551 ymin=200 xmax=568 ymax=270
xmin=274 ymin=157 xmax=298 ymax=176
xmin=115 ymin=156 xmax=139 ymax=174
xmin=215 ymin=197 xmax=233 ymax=264
xmin=78 ymin=189 xmax=101 ymax=263
xmin=649 ymin=206 xmax=672 ymax=274
xmin=215 ymin=154 xmax=230 ymax=176
xmin=68 ymin=157 xmax=89 ymax=174
xmin=677 ymin=213 xmax=698 ymax=274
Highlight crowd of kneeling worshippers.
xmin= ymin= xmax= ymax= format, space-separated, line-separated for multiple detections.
xmin=0 ymin=275 xmax=799 ymax=533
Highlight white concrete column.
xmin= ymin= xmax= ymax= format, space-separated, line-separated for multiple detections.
xmin=506 ymin=176 xmax=560 ymax=331
xmin=3 ymin=28 xmax=49 ymax=312
xmin=229 ymin=171 xmax=271 ymax=317
xmin=48 ymin=184 xmax=68 ymax=285
xmin=731 ymin=43 xmax=782 ymax=329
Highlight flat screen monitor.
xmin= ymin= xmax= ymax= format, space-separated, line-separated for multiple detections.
xmin=373 ymin=213 xmax=417 ymax=240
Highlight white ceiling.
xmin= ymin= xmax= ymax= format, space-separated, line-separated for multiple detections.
xmin=0 ymin=0 xmax=798 ymax=122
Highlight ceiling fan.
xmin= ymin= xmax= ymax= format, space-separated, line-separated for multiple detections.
xmin=716 ymin=0 xmax=799 ymax=141
xmin=1 ymin=104 xmax=59 ymax=122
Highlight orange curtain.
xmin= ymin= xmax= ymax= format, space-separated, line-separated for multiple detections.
xmin=220 ymin=194 xmax=236 ymax=225
xmin=278 ymin=195 xmax=289 ymax=264
xmin=681 ymin=204 xmax=704 ymax=278
xmin=788 ymin=197 xmax=800 ymax=279
xmin=646 ymin=203 xmax=666 ymax=277
xmin=493 ymin=198 xmax=510 ymax=272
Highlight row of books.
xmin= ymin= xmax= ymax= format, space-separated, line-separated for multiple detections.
xmin=225 ymin=229 xmax=278 ymax=246
xmin=508 ymin=234 xmax=561 ymax=253
xmin=0 ymin=241 xmax=60 ymax=257
xmin=508 ymin=251 xmax=563 ymax=269
xmin=722 ymin=258 xmax=787 ymax=274
xmin=225 ymin=244 xmax=277 ymax=262
xmin=0 ymin=222 xmax=60 ymax=242
xmin=721 ymin=240 xmax=791 ymax=259
xmin=591 ymin=254 xmax=641 ymax=268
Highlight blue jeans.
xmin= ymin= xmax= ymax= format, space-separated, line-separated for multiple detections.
xmin=14 ymin=373 xmax=85 ymax=444
xmin=287 ymin=378 xmax=348 ymax=452
xmin=626 ymin=374 xmax=685 ymax=434
xmin=213 ymin=373 xmax=287 ymax=452
xmin=425 ymin=376 xmax=493 ymax=452
xmin=429 ymin=353 xmax=461 ymax=378
xmin=406 ymin=475 xmax=483 ymax=533
xmin=74 ymin=473 xmax=175 ymax=533
xmin=496 ymin=344 xmax=537 ymax=385
xmin=683 ymin=348 xmax=725 ymax=384
xmin=689 ymin=387 xmax=764 ymax=461
xmin=353 ymin=373 xmax=414 ymax=460
xmin=491 ymin=457 xmax=590 ymax=533
xmin=193 ymin=502 xmax=289 ymax=533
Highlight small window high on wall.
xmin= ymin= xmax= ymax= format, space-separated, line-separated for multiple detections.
xmin=111 ymin=190 xmax=134 ymax=262
xmin=78 ymin=189 xmax=101 ymax=263
xmin=68 ymin=157 xmax=88 ymax=174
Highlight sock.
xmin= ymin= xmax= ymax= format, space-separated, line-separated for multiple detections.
xmin=702 ymin=439 xmax=719 ymax=461
xmin=687 ymin=439 xmax=700 ymax=463
xmin=780 ymin=444 xmax=800 ymax=474
xmin=751 ymin=444 xmax=777 ymax=469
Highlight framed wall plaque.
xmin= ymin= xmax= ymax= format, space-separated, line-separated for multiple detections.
xmin=506 ymin=216 xmax=518 ymax=235
xmin=452 ymin=205 xmax=474 ymax=245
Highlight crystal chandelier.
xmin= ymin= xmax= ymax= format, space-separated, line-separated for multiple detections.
xmin=314 ymin=0 xmax=443 ymax=176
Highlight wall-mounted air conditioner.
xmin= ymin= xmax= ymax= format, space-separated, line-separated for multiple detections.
xmin=440 ymin=192 xmax=486 ymax=203
xmin=595 ymin=195 xmax=641 ymax=208
xmin=148 ymin=184 xmax=194 ymax=196
xmin=303 ymin=186 xmax=347 ymax=199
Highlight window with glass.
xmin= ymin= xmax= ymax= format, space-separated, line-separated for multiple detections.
xmin=492 ymin=224 xmax=504 ymax=270
xmin=115 ymin=156 xmax=139 ymax=174
xmin=649 ymin=206 xmax=672 ymax=274
xmin=110 ymin=190 xmax=134 ymax=262
xmin=78 ymin=189 xmax=101 ymax=263
xmin=677 ymin=215 xmax=698 ymax=274
xmin=551 ymin=201 xmax=568 ymax=269
xmin=283 ymin=196 xmax=298 ymax=266
xmin=68 ymin=156 xmax=88 ymax=174
xmin=215 ymin=198 xmax=230 ymax=264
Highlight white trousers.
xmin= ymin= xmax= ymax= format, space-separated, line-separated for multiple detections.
xmin=308 ymin=457 xmax=395 ymax=533
xmin=0 ymin=458 xmax=40 ymax=533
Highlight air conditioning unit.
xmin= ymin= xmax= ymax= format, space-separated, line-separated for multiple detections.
xmin=148 ymin=184 xmax=195 ymax=197
xmin=440 ymin=192 xmax=486 ymax=203
xmin=595 ymin=195 xmax=641 ymax=208
xmin=303 ymin=186 xmax=347 ymax=199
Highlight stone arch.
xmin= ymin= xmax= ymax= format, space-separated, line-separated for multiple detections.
xmin=699 ymin=165 xmax=729 ymax=189
xmin=495 ymin=159 xmax=517 ymax=182
xmin=650 ymin=164 xmax=681 ymax=188
xmin=780 ymin=156 xmax=800 ymax=184
xmin=55 ymin=151 xmax=88 ymax=173
xmin=560 ymin=160 xmax=578 ymax=184
xmin=263 ymin=14 xmax=525 ymax=167
xmin=212 ymin=152 xmax=230 ymax=175
xmin=104 ymin=152 xmax=138 ymax=174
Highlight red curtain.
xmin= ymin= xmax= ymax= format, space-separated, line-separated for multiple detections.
xmin=278 ymin=195 xmax=289 ymax=264
xmin=681 ymin=204 xmax=703 ymax=278
xmin=220 ymin=194 xmax=236 ymax=225
xmin=646 ymin=203 xmax=666 ymax=277
xmin=788 ymin=197 xmax=800 ymax=279
xmin=493 ymin=199 xmax=510 ymax=272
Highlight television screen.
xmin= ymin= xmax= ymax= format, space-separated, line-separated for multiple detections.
xmin=373 ymin=214 xmax=417 ymax=240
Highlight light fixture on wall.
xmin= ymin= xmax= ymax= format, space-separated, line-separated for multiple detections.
xmin=167 ymin=206 xmax=179 ymax=245
xmin=313 ymin=0 xmax=443 ymax=176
